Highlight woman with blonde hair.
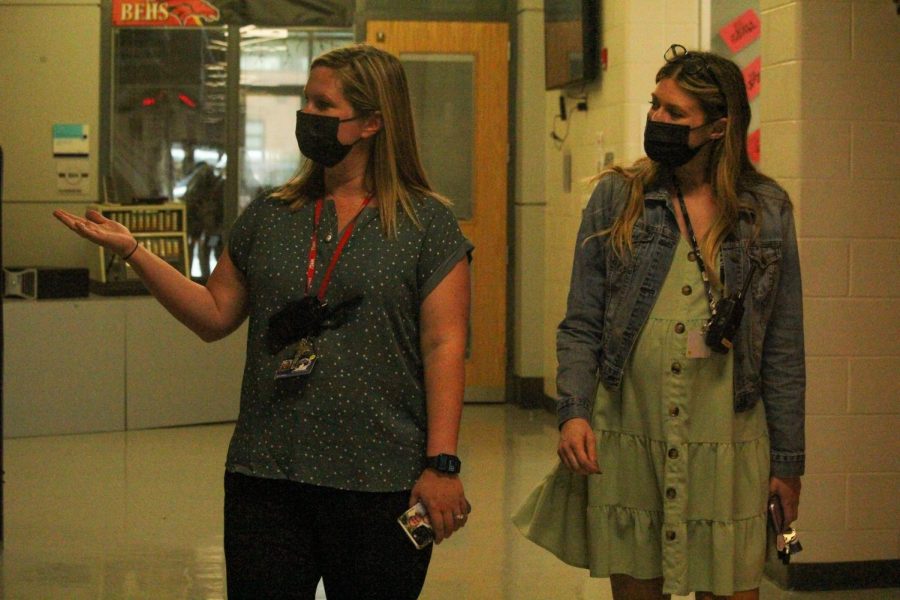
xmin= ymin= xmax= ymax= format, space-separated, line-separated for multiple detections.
xmin=516 ymin=45 xmax=804 ymax=600
xmin=56 ymin=43 xmax=472 ymax=599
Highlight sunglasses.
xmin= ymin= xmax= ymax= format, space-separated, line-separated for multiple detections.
xmin=664 ymin=44 xmax=724 ymax=93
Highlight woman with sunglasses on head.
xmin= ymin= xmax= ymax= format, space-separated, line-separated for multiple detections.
xmin=55 ymin=44 xmax=472 ymax=599
xmin=516 ymin=45 xmax=804 ymax=599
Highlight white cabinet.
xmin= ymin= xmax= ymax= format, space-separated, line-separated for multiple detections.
xmin=3 ymin=296 xmax=246 ymax=437
xmin=3 ymin=298 xmax=126 ymax=437
xmin=125 ymin=298 xmax=245 ymax=430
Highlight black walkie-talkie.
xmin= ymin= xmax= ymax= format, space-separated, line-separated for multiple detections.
xmin=704 ymin=263 xmax=757 ymax=354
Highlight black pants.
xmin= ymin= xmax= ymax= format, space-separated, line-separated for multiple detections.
xmin=224 ymin=471 xmax=433 ymax=600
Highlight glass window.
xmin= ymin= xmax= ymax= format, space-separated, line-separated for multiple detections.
xmin=111 ymin=27 xmax=228 ymax=279
xmin=109 ymin=26 xmax=352 ymax=279
xmin=401 ymin=53 xmax=475 ymax=220
xmin=111 ymin=27 xmax=228 ymax=204
xmin=238 ymin=28 xmax=353 ymax=212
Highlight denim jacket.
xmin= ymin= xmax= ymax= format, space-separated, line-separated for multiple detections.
xmin=556 ymin=173 xmax=805 ymax=477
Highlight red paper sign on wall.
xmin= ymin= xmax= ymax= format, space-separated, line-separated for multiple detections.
xmin=743 ymin=56 xmax=761 ymax=102
xmin=747 ymin=129 xmax=761 ymax=164
xmin=112 ymin=0 xmax=221 ymax=27
xmin=719 ymin=9 xmax=761 ymax=54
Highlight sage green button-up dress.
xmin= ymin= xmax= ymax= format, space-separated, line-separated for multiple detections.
xmin=516 ymin=237 xmax=770 ymax=597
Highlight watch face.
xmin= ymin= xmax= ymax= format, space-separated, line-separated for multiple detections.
xmin=430 ymin=454 xmax=461 ymax=474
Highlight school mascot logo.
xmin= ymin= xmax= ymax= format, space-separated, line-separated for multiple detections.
xmin=167 ymin=1 xmax=221 ymax=26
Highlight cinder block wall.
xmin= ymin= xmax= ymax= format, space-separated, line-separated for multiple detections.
xmin=761 ymin=0 xmax=899 ymax=563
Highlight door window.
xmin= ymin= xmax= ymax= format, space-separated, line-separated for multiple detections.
xmin=402 ymin=53 xmax=475 ymax=220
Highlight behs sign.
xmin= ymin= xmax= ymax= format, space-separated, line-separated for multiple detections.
xmin=113 ymin=0 xmax=221 ymax=27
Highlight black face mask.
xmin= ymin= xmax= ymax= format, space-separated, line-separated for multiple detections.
xmin=295 ymin=110 xmax=360 ymax=168
xmin=643 ymin=118 xmax=712 ymax=168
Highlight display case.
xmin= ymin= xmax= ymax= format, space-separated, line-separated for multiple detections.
xmin=88 ymin=203 xmax=189 ymax=294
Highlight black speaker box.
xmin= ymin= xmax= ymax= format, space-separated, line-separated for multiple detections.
xmin=3 ymin=266 xmax=90 ymax=299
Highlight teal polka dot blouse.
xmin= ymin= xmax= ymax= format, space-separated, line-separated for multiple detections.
xmin=225 ymin=193 xmax=473 ymax=492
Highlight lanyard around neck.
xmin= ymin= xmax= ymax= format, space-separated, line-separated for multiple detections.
xmin=306 ymin=196 xmax=372 ymax=301
xmin=674 ymin=181 xmax=719 ymax=313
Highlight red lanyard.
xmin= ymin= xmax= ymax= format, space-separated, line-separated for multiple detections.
xmin=306 ymin=196 xmax=372 ymax=301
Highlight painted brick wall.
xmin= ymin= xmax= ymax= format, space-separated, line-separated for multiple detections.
xmin=760 ymin=0 xmax=899 ymax=563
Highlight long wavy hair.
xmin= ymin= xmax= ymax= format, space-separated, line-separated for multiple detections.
xmin=602 ymin=49 xmax=774 ymax=274
xmin=272 ymin=43 xmax=447 ymax=237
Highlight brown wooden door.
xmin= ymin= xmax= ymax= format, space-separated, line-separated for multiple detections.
xmin=367 ymin=21 xmax=509 ymax=402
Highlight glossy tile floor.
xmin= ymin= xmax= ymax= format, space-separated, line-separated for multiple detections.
xmin=2 ymin=404 xmax=897 ymax=599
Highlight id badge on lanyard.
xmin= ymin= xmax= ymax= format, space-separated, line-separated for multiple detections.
xmin=275 ymin=337 xmax=318 ymax=378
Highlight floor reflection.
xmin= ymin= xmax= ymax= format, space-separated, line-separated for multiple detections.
xmin=1 ymin=405 xmax=895 ymax=599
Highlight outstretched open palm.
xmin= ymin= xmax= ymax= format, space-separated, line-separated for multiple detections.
xmin=53 ymin=209 xmax=135 ymax=257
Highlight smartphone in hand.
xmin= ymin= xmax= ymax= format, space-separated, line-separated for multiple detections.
xmin=768 ymin=494 xmax=803 ymax=563
xmin=398 ymin=502 xmax=434 ymax=549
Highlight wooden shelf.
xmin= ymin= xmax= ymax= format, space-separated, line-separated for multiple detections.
xmin=89 ymin=203 xmax=189 ymax=293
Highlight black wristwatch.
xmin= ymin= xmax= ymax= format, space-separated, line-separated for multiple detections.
xmin=425 ymin=453 xmax=462 ymax=475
